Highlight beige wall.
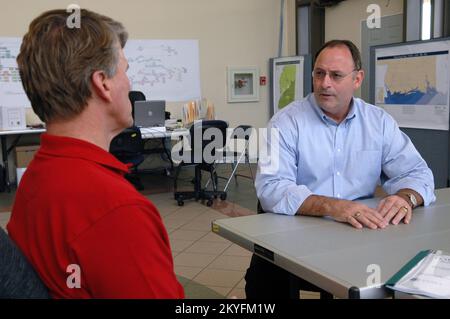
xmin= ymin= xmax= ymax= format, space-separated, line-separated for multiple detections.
xmin=325 ymin=0 xmax=403 ymax=47
xmin=0 ymin=0 xmax=297 ymax=129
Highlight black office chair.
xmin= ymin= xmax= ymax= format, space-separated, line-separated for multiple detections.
xmin=0 ymin=228 xmax=50 ymax=298
xmin=110 ymin=91 xmax=147 ymax=190
xmin=109 ymin=126 xmax=147 ymax=190
xmin=173 ymin=120 xmax=228 ymax=207
xmin=255 ymin=200 xmax=333 ymax=299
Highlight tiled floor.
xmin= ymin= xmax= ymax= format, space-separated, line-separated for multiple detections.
xmin=0 ymin=164 xmax=261 ymax=299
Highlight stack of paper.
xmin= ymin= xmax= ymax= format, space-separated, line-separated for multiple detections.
xmin=386 ymin=250 xmax=450 ymax=299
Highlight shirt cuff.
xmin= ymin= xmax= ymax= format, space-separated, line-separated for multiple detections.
xmin=389 ymin=182 xmax=435 ymax=206
xmin=272 ymin=185 xmax=313 ymax=216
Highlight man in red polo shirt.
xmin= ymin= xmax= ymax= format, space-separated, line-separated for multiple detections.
xmin=7 ymin=9 xmax=184 ymax=299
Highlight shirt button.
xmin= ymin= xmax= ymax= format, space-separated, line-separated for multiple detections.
xmin=337 ymin=149 xmax=341 ymax=152
xmin=336 ymin=171 xmax=340 ymax=176
xmin=337 ymin=194 xmax=341 ymax=198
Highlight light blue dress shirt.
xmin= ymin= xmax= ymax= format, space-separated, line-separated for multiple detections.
xmin=256 ymin=93 xmax=436 ymax=215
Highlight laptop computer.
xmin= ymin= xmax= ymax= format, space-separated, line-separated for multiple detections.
xmin=134 ymin=100 xmax=166 ymax=128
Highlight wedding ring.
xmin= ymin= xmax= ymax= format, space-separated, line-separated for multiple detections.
xmin=401 ymin=206 xmax=408 ymax=213
xmin=353 ymin=212 xmax=361 ymax=218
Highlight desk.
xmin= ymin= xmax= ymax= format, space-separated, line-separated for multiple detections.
xmin=140 ymin=127 xmax=189 ymax=139
xmin=139 ymin=127 xmax=189 ymax=172
xmin=0 ymin=128 xmax=46 ymax=192
xmin=212 ymin=188 xmax=450 ymax=299
xmin=0 ymin=127 xmax=189 ymax=192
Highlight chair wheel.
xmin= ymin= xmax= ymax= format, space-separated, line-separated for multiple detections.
xmin=177 ymin=200 xmax=184 ymax=206
xmin=206 ymin=200 xmax=213 ymax=207
xmin=220 ymin=193 xmax=227 ymax=200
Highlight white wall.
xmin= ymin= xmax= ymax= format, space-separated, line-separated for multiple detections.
xmin=0 ymin=0 xmax=297 ymax=129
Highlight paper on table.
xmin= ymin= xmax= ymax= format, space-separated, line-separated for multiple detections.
xmin=386 ymin=250 xmax=450 ymax=299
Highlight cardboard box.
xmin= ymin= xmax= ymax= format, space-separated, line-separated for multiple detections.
xmin=15 ymin=145 xmax=40 ymax=168
xmin=0 ymin=106 xmax=26 ymax=130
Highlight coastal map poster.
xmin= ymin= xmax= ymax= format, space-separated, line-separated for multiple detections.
xmin=374 ymin=39 xmax=450 ymax=130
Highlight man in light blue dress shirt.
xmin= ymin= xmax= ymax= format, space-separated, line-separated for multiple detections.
xmin=245 ymin=40 xmax=436 ymax=299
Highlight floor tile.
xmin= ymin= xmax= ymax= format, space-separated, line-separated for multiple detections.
xmin=193 ymin=268 xmax=244 ymax=288
xmin=222 ymin=244 xmax=252 ymax=257
xmin=169 ymin=229 xmax=209 ymax=241
xmin=236 ymin=278 xmax=246 ymax=289
xmin=197 ymin=232 xmax=232 ymax=244
xmin=183 ymin=281 xmax=226 ymax=299
xmin=174 ymin=252 xmax=217 ymax=268
xmin=184 ymin=241 xmax=231 ymax=255
xmin=208 ymin=255 xmax=251 ymax=272
xmin=174 ymin=265 xmax=203 ymax=280
xmin=227 ymin=288 xmax=246 ymax=299
xmin=162 ymin=216 xmax=190 ymax=229
xmin=178 ymin=219 xmax=214 ymax=232
xmin=169 ymin=239 xmax=195 ymax=252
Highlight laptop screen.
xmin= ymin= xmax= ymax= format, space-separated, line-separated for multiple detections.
xmin=134 ymin=100 xmax=166 ymax=128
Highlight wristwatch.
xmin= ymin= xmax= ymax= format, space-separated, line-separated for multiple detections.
xmin=402 ymin=193 xmax=418 ymax=209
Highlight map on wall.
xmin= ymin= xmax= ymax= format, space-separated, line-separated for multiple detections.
xmin=124 ymin=39 xmax=201 ymax=102
xmin=376 ymin=52 xmax=448 ymax=106
xmin=0 ymin=37 xmax=30 ymax=107
xmin=271 ymin=56 xmax=306 ymax=115
xmin=374 ymin=40 xmax=450 ymax=131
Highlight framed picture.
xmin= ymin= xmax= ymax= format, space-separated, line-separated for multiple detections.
xmin=269 ymin=55 xmax=311 ymax=115
xmin=227 ymin=67 xmax=259 ymax=103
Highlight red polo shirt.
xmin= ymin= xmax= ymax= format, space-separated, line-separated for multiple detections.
xmin=7 ymin=134 xmax=184 ymax=299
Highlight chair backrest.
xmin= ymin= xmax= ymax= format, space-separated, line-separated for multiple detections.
xmin=189 ymin=120 xmax=228 ymax=164
xmin=231 ymin=125 xmax=253 ymax=141
xmin=129 ymin=91 xmax=146 ymax=121
xmin=0 ymin=228 xmax=50 ymax=298
xmin=109 ymin=126 xmax=144 ymax=158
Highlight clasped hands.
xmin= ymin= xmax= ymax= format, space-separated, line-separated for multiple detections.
xmin=333 ymin=195 xmax=412 ymax=229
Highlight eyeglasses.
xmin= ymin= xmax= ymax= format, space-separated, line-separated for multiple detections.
xmin=312 ymin=69 xmax=358 ymax=82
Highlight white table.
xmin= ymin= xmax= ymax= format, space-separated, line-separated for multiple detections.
xmin=212 ymin=188 xmax=450 ymax=299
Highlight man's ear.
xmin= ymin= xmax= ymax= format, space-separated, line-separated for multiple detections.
xmin=353 ymin=70 xmax=364 ymax=90
xmin=91 ymin=70 xmax=113 ymax=103
xmin=353 ymin=69 xmax=365 ymax=90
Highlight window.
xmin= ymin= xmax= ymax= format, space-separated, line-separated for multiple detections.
xmin=421 ymin=0 xmax=432 ymax=40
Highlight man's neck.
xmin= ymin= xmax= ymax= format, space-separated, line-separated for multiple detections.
xmin=321 ymin=99 xmax=354 ymax=124
xmin=45 ymin=107 xmax=115 ymax=151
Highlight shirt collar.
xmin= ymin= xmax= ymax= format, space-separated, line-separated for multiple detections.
xmin=308 ymin=93 xmax=357 ymax=125
xmin=38 ymin=134 xmax=130 ymax=174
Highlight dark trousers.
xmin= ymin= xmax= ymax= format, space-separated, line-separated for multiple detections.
xmin=245 ymin=254 xmax=333 ymax=299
